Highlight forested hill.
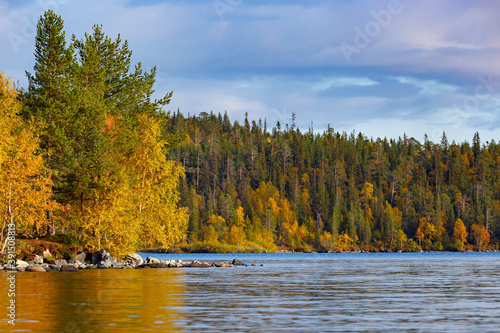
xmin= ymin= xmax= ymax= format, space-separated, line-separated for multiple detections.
xmin=166 ymin=111 xmax=499 ymax=252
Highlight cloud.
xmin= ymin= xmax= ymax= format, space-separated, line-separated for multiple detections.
xmin=312 ymin=77 xmax=378 ymax=91
xmin=0 ymin=0 xmax=499 ymax=143
xmin=392 ymin=77 xmax=457 ymax=95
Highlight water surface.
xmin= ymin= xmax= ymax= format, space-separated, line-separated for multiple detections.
xmin=1 ymin=252 xmax=500 ymax=332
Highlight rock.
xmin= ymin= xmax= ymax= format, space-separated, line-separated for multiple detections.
xmin=136 ymin=263 xmax=168 ymax=269
xmin=60 ymin=265 xmax=78 ymax=272
xmin=191 ymin=260 xmax=211 ymax=268
xmin=16 ymin=267 xmax=26 ymax=272
xmin=49 ymin=264 xmax=61 ymax=270
xmin=164 ymin=260 xmax=177 ymax=267
xmin=30 ymin=255 xmax=44 ymax=265
xmin=16 ymin=260 xmax=29 ymax=268
xmin=144 ymin=256 xmax=160 ymax=264
xmin=49 ymin=259 xmax=68 ymax=266
xmin=125 ymin=253 xmax=143 ymax=266
xmin=25 ymin=265 xmax=47 ymax=272
xmin=76 ymin=252 xmax=86 ymax=263
xmin=232 ymin=259 xmax=245 ymax=266
xmin=92 ymin=250 xmax=120 ymax=268
xmin=214 ymin=262 xmax=233 ymax=267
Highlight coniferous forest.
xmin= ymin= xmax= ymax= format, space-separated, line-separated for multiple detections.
xmin=1 ymin=11 xmax=499 ymax=259
xmin=166 ymin=111 xmax=500 ymax=253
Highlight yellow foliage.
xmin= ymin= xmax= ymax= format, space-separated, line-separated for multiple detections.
xmin=235 ymin=206 xmax=245 ymax=227
xmin=229 ymin=225 xmax=246 ymax=247
xmin=204 ymin=224 xmax=219 ymax=244
xmin=319 ymin=231 xmax=333 ymax=249
xmin=470 ymin=224 xmax=490 ymax=247
xmin=129 ymin=114 xmax=189 ymax=250
xmin=453 ymin=218 xmax=468 ymax=245
xmin=0 ymin=72 xmax=59 ymax=249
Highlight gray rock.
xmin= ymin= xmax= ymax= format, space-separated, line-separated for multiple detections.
xmin=213 ymin=262 xmax=233 ymax=267
xmin=60 ymin=265 xmax=78 ymax=272
xmin=30 ymin=255 xmax=44 ymax=265
xmin=163 ymin=260 xmax=177 ymax=267
xmin=191 ymin=260 xmax=212 ymax=268
xmin=49 ymin=264 xmax=61 ymax=270
xmin=76 ymin=252 xmax=86 ymax=263
xmin=137 ymin=262 xmax=169 ymax=268
xmin=91 ymin=249 xmax=120 ymax=268
xmin=16 ymin=260 xmax=29 ymax=268
xmin=232 ymin=259 xmax=245 ymax=266
xmin=144 ymin=256 xmax=160 ymax=264
xmin=25 ymin=265 xmax=47 ymax=272
xmin=50 ymin=259 xmax=67 ymax=266
xmin=125 ymin=253 xmax=143 ymax=265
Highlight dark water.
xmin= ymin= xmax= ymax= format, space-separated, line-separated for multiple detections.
xmin=1 ymin=252 xmax=500 ymax=332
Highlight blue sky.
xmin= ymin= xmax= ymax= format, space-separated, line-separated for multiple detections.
xmin=1 ymin=0 xmax=499 ymax=143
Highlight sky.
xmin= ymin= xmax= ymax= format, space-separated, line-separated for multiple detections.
xmin=1 ymin=0 xmax=500 ymax=143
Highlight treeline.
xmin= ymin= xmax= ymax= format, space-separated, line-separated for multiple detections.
xmin=0 ymin=11 xmax=187 ymax=258
xmin=167 ymin=111 xmax=499 ymax=252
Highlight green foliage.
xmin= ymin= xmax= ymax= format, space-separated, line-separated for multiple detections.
xmin=14 ymin=11 xmax=188 ymax=257
xmin=167 ymin=111 xmax=500 ymax=252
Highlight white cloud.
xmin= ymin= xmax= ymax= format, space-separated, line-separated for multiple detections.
xmin=392 ymin=76 xmax=457 ymax=95
xmin=312 ymin=77 xmax=378 ymax=91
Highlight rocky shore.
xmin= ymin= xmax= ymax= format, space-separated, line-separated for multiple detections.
xmin=1 ymin=250 xmax=256 ymax=272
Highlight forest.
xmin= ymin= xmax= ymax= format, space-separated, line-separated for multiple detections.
xmin=166 ymin=111 xmax=499 ymax=253
xmin=0 ymin=11 xmax=498 ymax=259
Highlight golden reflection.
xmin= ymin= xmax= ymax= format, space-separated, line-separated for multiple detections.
xmin=0 ymin=268 xmax=186 ymax=332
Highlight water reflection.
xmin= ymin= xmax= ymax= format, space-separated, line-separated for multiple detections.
xmin=0 ymin=268 xmax=186 ymax=332
xmin=1 ymin=253 xmax=500 ymax=332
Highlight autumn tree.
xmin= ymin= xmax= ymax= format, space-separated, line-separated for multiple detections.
xmin=20 ymin=11 xmax=187 ymax=257
xmin=0 ymin=72 xmax=58 ymax=251
xmin=453 ymin=218 xmax=468 ymax=250
xmin=470 ymin=224 xmax=490 ymax=249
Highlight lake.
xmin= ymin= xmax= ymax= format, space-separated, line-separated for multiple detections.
xmin=1 ymin=252 xmax=500 ymax=332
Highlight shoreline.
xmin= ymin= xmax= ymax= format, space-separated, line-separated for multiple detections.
xmin=0 ymin=250 xmax=255 ymax=272
xmin=2 ymin=249 xmax=498 ymax=273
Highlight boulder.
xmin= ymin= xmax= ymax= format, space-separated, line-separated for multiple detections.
xmin=232 ymin=259 xmax=245 ymax=266
xmin=60 ymin=265 xmax=78 ymax=272
xmin=16 ymin=260 xmax=29 ymax=268
xmin=49 ymin=259 xmax=67 ymax=266
xmin=92 ymin=250 xmax=120 ymax=268
xmin=49 ymin=264 xmax=61 ymax=270
xmin=163 ymin=260 xmax=177 ymax=267
xmin=25 ymin=265 xmax=47 ymax=272
xmin=30 ymin=255 xmax=44 ymax=265
xmin=214 ymin=262 xmax=233 ymax=267
xmin=125 ymin=253 xmax=143 ymax=266
xmin=75 ymin=252 xmax=86 ymax=263
xmin=144 ymin=256 xmax=160 ymax=264
xmin=191 ymin=260 xmax=211 ymax=268
xmin=136 ymin=263 xmax=168 ymax=269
